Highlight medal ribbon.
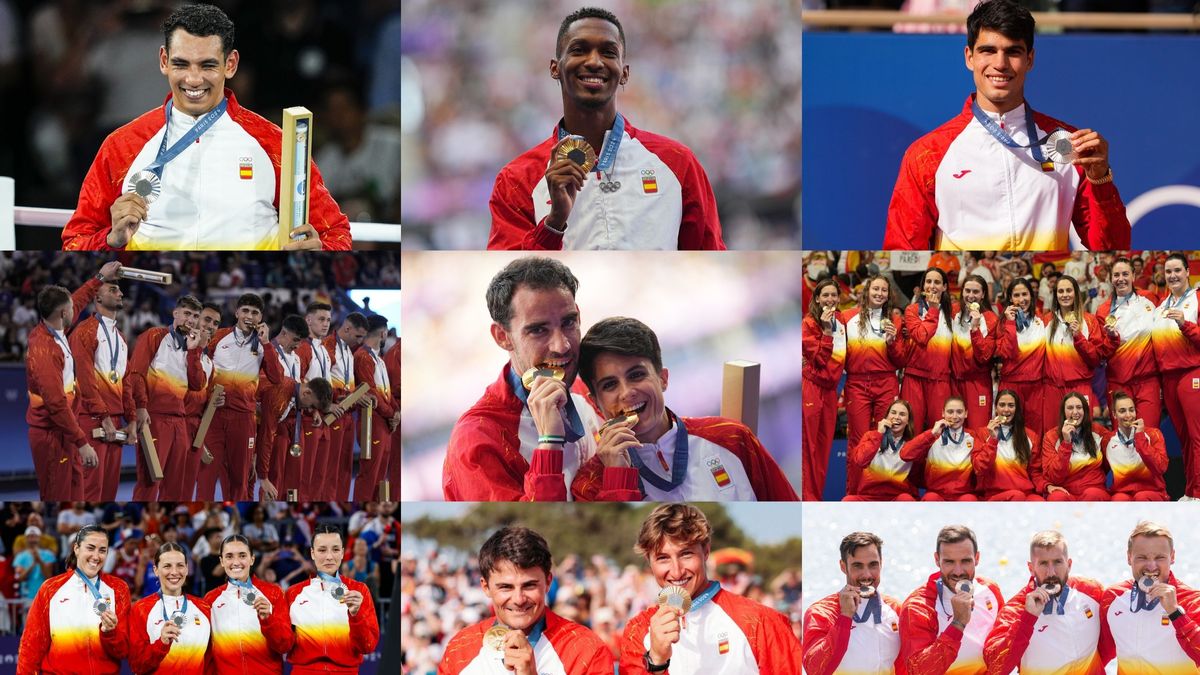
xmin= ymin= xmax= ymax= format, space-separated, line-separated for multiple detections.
xmin=337 ymin=336 xmax=354 ymax=387
xmin=98 ymin=317 xmax=121 ymax=377
xmin=941 ymin=426 xmax=965 ymax=446
xmin=1130 ymin=582 xmax=1161 ymax=613
xmin=275 ymin=342 xmax=303 ymax=439
xmin=506 ymin=367 xmax=585 ymax=443
xmin=143 ymin=98 xmax=228 ymax=179
xmin=159 ymin=590 xmax=190 ymax=623
xmin=75 ymin=569 xmax=103 ymax=601
xmin=313 ymin=338 xmax=328 ymax=379
xmin=880 ymin=432 xmax=902 ymax=454
xmin=317 ymin=571 xmax=343 ymax=587
xmin=997 ymin=425 xmax=1012 ymax=442
xmin=171 ymin=327 xmax=188 ymax=351
xmin=689 ymin=581 xmax=721 ymax=614
xmin=626 ymin=410 xmax=689 ymax=495
xmin=936 ymin=578 xmax=971 ymax=618
xmin=1118 ymin=428 xmax=1136 ymax=448
xmin=229 ymin=577 xmax=255 ymax=594
xmin=556 ymin=113 xmax=626 ymax=177
xmin=970 ymin=98 xmax=1052 ymax=166
xmin=1042 ymin=584 xmax=1069 ymax=615
xmin=1015 ymin=308 xmax=1031 ymax=332
xmin=1111 ymin=292 xmax=1134 ymax=315
xmin=854 ymin=593 xmax=883 ymax=624
xmin=1166 ymin=288 xmax=1193 ymax=311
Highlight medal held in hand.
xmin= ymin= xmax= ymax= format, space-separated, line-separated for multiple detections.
xmin=556 ymin=135 xmax=597 ymax=172
xmin=657 ymin=585 xmax=692 ymax=614
xmin=484 ymin=624 xmax=510 ymax=651
xmin=94 ymin=598 xmax=110 ymax=615
xmin=170 ymin=610 xmax=187 ymax=628
xmin=330 ymin=583 xmax=346 ymax=602
xmin=126 ymin=170 xmax=162 ymax=204
xmin=521 ymin=365 xmax=565 ymax=389
xmin=1043 ymin=129 xmax=1078 ymax=165
xmin=242 ymin=589 xmax=258 ymax=606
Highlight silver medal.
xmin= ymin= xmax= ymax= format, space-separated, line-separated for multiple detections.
xmin=170 ymin=610 xmax=187 ymax=628
xmin=127 ymin=170 xmax=162 ymax=204
xmin=242 ymin=590 xmax=258 ymax=606
xmin=94 ymin=598 xmax=110 ymax=615
xmin=1042 ymin=129 xmax=1077 ymax=165
xmin=330 ymin=584 xmax=346 ymax=602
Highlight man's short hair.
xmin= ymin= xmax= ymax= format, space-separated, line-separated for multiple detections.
xmin=343 ymin=312 xmax=369 ymax=330
xmin=163 ymin=3 xmax=236 ymax=56
xmin=635 ymin=504 xmax=711 ymax=558
xmin=936 ymin=525 xmax=978 ymax=556
xmin=840 ymin=532 xmax=883 ymax=563
xmin=579 ymin=317 xmax=663 ymax=391
xmin=236 ymin=293 xmax=264 ymax=311
xmin=306 ymin=301 xmax=332 ymax=315
xmin=175 ymin=295 xmax=202 ymax=312
xmin=479 ymin=526 xmax=552 ymax=581
xmin=556 ymin=6 xmax=626 ymax=58
xmin=367 ymin=314 xmax=388 ymax=334
xmin=201 ymin=301 xmax=222 ymax=316
xmin=36 ymin=285 xmax=72 ymax=320
xmin=305 ymin=377 xmax=333 ymax=410
xmin=1030 ymin=530 xmax=1068 ymax=558
xmin=1128 ymin=521 xmax=1174 ymax=554
xmin=485 ymin=257 xmax=579 ymax=329
xmin=967 ymin=0 xmax=1036 ymax=51
xmin=281 ymin=314 xmax=309 ymax=338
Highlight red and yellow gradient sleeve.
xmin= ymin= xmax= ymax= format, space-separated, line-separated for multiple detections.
xmin=900 ymin=430 xmax=938 ymax=463
xmin=902 ymin=582 xmax=962 ymax=675
xmin=129 ymin=595 xmax=171 ymax=673
xmin=687 ymin=417 xmax=799 ymax=500
xmin=1099 ymin=584 xmax=1119 ymax=667
xmin=618 ymin=606 xmax=661 ymax=675
xmin=1040 ymin=430 xmax=1072 ymax=487
xmin=972 ymin=313 xmax=999 ymax=364
xmin=802 ymin=595 xmax=853 ymax=675
xmin=27 ymin=330 xmax=89 ymax=449
xmin=802 ymin=315 xmax=845 ymax=387
xmin=128 ymin=327 xmax=166 ymax=410
xmin=70 ymin=318 xmax=105 ymax=414
xmin=16 ymin=572 xmax=65 ymax=674
xmin=974 ymin=433 xmax=999 ymax=475
xmin=738 ymin=596 xmax=804 ymax=674
xmin=438 ymin=621 xmax=486 ymax=675
xmin=984 ymin=586 xmax=1037 ymax=675
xmin=445 ymin=414 xmax=561 ymax=502
xmin=850 ymin=430 xmax=884 ymax=469
xmin=259 ymin=580 xmax=295 ymax=655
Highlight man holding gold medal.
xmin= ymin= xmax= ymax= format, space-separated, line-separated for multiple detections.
xmin=621 ymin=504 xmax=801 ymax=674
xmin=60 ymin=4 xmax=351 ymax=251
xmin=488 ymin=7 xmax=724 ymax=250
xmin=884 ymin=0 xmax=1131 ymax=251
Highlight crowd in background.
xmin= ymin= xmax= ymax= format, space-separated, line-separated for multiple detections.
xmin=0 ymin=500 xmax=399 ymax=634
xmin=0 ymin=0 xmax=400 ymax=224
xmin=399 ymin=534 xmax=803 ymax=674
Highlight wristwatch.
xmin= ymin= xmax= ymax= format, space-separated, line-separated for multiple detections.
xmin=1169 ymin=608 xmax=1185 ymax=621
xmin=643 ymin=651 xmax=670 ymax=672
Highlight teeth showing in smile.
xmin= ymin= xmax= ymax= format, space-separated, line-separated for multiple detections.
xmin=580 ymin=76 xmax=606 ymax=84
xmin=625 ymin=402 xmax=647 ymax=415
xmin=183 ymin=88 xmax=207 ymax=99
xmin=987 ymin=75 xmax=1012 ymax=84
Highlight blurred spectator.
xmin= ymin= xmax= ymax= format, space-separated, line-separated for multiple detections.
xmin=316 ymin=78 xmax=401 ymax=223
xmin=55 ymin=501 xmax=96 ymax=557
xmin=13 ymin=527 xmax=55 ymax=601
xmin=243 ymin=504 xmax=281 ymax=553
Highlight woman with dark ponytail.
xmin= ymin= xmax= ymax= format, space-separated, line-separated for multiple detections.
xmin=18 ymin=524 xmax=131 ymax=673
xmin=129 ymin=541 xmax=213 ymax=673
xmin=205 ymin=534 xmax=292 ymax=673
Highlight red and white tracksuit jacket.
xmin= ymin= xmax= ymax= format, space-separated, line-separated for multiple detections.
xmin=623 ymin=587 xmax=800 ymax=674
xmin=1150 ymin=291 xmax=1200 ymax=496
xmin=570 ymin=413 xmax=797 ymax=501
xmin=70 ymin=314 xmax=136 ymax=425
xmin=17 ymin=570 xmax=131 ymax=675
xmin=884 ymin=94 xmax=1130 ymax=251
xmin=972 ymin=426 xmax=1043 ymax=497
xmin=902 ymin=301 xmax=955 ymax=430
xmin=842 ymin=307 xmax=909 ymax=454
xmin=204 ymin=578 xmax=292 ymax=673
xmin=438 ymin=610 xmax=615 ymax=675
xmin=901 ymin=427 xmax=983 ymax=499
xmin=1102 ymin=427 xmax=1168 ymax=499
xmin=848 ymin=430 xmax=917 ymax=500
xmin=62 ymin=89 xmax=351 ymax=251
xmin=950 ymin=310 xmax=999 ymax=428
xmin=128 ymin=593 xmax=212 ymax=674
xmin=443 ymin=364 xmax=602 ymax=501
xmin=803 ymin=591 xmax=905 ymax=675
xmin=1100 ymin=574 xmax=1200 ymax=673
xmin=284 ymin=576 xmax=379 ymax=674
xmin=984 ymin=576 xmax=1105 ymax=675
xmin=1041 ymin=424 xmax=1110 ymax=499
xmin=802 ymin=313 xmax=846 ymax=500
xmin=208 ymin=327 xmax=284 ymax=414
xmin=900 ymin=572 xmax=1003 ymax=675
xmin=1096 ymin=291 xmax=1161 ymax=425
xmin=488 ymin=114 xmax=724 ymax=250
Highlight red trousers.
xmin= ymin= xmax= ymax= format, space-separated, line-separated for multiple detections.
xmin=921 ymin=492 xmax=979 ymax=501
xmin=1048 ymin=487 xmax=1110 ymax=501
xmin=999 ymin=380 xmax=1045 ymax=439
xmin=1112 ymin=491 xmax=1167 ymax=501
xmin=75 ymin=413 xmax=122 ymax=501
xmin=1163 ymin=367 xmax=1200 ymax=497
xmin=300 ymin=415 xmax=330 ymax=499
xmin=1106 ymin=375 xmax=1162 ymax=429
xmin=331 ymin=414 xmax=354 ymax=500
xmin=987 ymin=491 xmax=1045 ymax=502
xmin=29 ymin=426 xmax=83 ymax=500
xmin=843 ymin=373 xmax=899 ymax=493
xmin=134 ymin=413 xmax=188 ymax=501
xmin=901 ymin=373 xmax=952 ymax=431
xmin=353 ymin=413 xmax=393 ymax=501
xmin=182 ymin=418 xmax=206 ymax=502
xmin=197 ymin=408 xmax=256 ymax=500
xmin=954 ymin=374 xmax=994 ymax=429
xmin=802 ymin=379 xmax=838 ymax=501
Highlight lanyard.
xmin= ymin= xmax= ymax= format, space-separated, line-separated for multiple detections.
xmin=997 ymin=425 xmax=1012 ymax=442
xmin=1042 ymin=585 xmax=1069 ymax=615
xmin=48 ymin=324 xmax=71 ymax=354
xmin=75 ymin=569 xmax=103 ymax=600
xmin=229 ymin=577 xmax=255 ymax=593
xmin=311 ymin=339 xmax=328 ymax=379
xmin=143 ymin=98 xmax=228 ymax=179
xmin=880 ymin=432 xmax=902 ymax=454
xmin=556 ymin=113 xmax=626 ymax=177
xmin=941 ymin=426 xmax=965 ymax=446
xmin=1166 ymin=289 xmax=1193 ymax=311
xmin=317 ymin=571 xmax=342 ymax=587
xmin=1118 ymin=428 xmax=1136 ymax=448
xmin=689 ymin=581 xmax=721 ymax=614
xmin=626 ymin=410 xmax=689 ymax=495
xmin=1015 ymin=308 xmax=1031 ymax=332
xmin=159 ymin=591 xmax=189 ymax=623
xmin=97 ymin=317 xmax=121 ymax=375
xmin=936 ymin=578 xmax=970 ymax=618
xmin=1111 ymin=293 xmax=1134 ymax=315
xmin=337 ymin=337 xmax=353 ymax=384
xmin=970 ymin=98 xmax=1051 ymax=168
xmin=507 ymin=367 xmax=584 ymax=443
xmin=1130 ymin=582 xmax=1161 ymax=613
xmin=854 ymin=593 xmax=883 ymax=624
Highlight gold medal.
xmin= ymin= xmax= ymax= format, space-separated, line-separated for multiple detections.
xmin=1064 ymin=312 xmax=1077 ymax=324
xmin=968 ymin=302 xmax=980 ymax=313
xmin=521 ymin=365 xmax=566 ymax=389
xmin=1105 ymin=314 xmax=1118 ymax=328
xmin=880 ymin=318 xmax=893 ymax=330
xmin=109 ymin=370 xmax=119 ymax=384
xmin=555 ymin=135 xmax=597 ymax=172
xmin=484 ymin=624 xmax=510 ymax=651
xmin=656 ymin=585 xmax=692 ymax=614
xmin=600 ymin=411 xmax=639 ymax=432
xmin=289 ymin=443 xmax=302 ymax=457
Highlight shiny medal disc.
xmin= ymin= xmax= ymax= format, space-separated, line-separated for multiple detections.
xmin=1064 ymin=312 xmax=1077 ymax=324
xmin=94 ymin=599 xmax=110 ymax=615
xmin=171 ymin=610 xmax=187 ymax=627
xmin=484 ymin=624 xmax=510 ymax=651
xmin=600 ymin=411 xmax=639 ymax=433
xmin=968 ymin=302 xmax=980 ymax=314
xmin=331 ymin=584 xmax=346 ymax=602
xmin=556 ymin=135 xmax=597 ymax=172
xmin=957 ymin=580 xmax=972 ymax=594
xmin=656 ymin=585 xmax=692 ymax=614
xmin=1105 ymin=314 xmax=1118 ymax=328
xmin=127 ymin=170 xmax=162 ymax=204
xmin=109 ymin=370 xmax=119 ymax=384
xmin=1043 ymin=129 xmax=1077 ymax=165
xmin=858 ymin=584 xmax=876 ymax=598
xmin=242 ymin=590 xmax=258 ymax=606
xmin=289 ymin=442 xmax=302 ymax=457
xmin=1042 ymin=582 xmax=1061 ymax=595
xmin=521 ymin=365 xmax=566 ymax=389
xmin=1139 ymin=575 xmax=1156 ymax=590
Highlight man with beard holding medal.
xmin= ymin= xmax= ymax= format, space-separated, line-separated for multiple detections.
xmin=128 ymin=294 xmax=207 ymax=501
xmin=18 ymin=525 xmax=131 ymax=673
xmin=1099 ymin=522 xmax=1200 ymax=671
xmin=70 ymin=272 xmax=137 ymax=501
xmin=205 ymin=534 xmax=291 ymax=674
xmin=129 ymin=542 xmax=212 ymax=674
xmin=983 ymin=530 xmax=1104 ymax=674
xmin=439 ymin=526 xmax=614 ymax=674
xmin=26 ymin=261 xmax=119 ymax=500
xmin=622 ymin=504 xmax=800 ymax=674
xmin=884 ymin=0 xmax=1130 ymax=251
xmin=61 ymin=3 xmax=351 ymax=251
xmin=488 ymin=7 xmax=723 ymax=251
xmin=803 ymin=531 xmax=904 ymax=675
xmin=443 ymin=257 xmax=604 ymax=501
xmin=284 ymin=524 xmax=378 ymax=673
xmin=900 ymin=525 xmax=1003 ymax=675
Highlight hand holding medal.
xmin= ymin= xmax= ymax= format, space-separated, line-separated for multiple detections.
xmin=597 ymin=411 xmax=640 ymax=468
xmin=544 ymin=136 xmax=590 ymax=232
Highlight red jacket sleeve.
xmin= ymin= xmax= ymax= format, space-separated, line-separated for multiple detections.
xmin=884 ymin=142 xmax=939 ymax=249
xmin=1179 ymin=316 xmax=1200 ymax=352
xmin=187 ymin=346 xmax=204 ymax=391
xmin=571 ymin=456 xmax=642 ymax=502
xmin=905 ymin=303 xmax=940 ymax=347
xmin=901 ymin=430 xmax=938 ymax=463
xmin=802 ymin=598 xmax=852 ymax=675
xmin=1070 ymin=168 xmax=1131 ymax=250
xmin=902 ymin=589 xmax=964 ymax=675
xmin=1099 ymin=585 xmax=1117 ymax=667
xmin=127 ymin=328 xmax=165 ymax=409
xmin=849 ymin=430 xmax=884 ymax=469
xmin=444 ymin=416 xmax=567 ymax=502
xmin=973 ymin=433 xmax=999 ymax=475
xmin=347 ymin=578 xmax=380 ymax=656
xmin=984 ymin=586 xmax=1037 ymax=675
xmin=487 ymin=164 xmax=566 ymax=250
xmin=62 ymin=132 xmax=136 ymax=251
xmin=802 ymin=317 xmax=833 ymax=363
xmin=101 ymin=572 xmax=132 ymax=661
xmin=28 ymin=334 xmax=89 ymax=449
xmin=723 ymin=423 xmax=798 ymax=500
xmin=70 ymin=320 xmax=106 ymax=414
xmin=972 ymin=313 xmax=998 ymax=364
xmin=259 ymin=581 xmax=295 ymax=655
xmin=1135 ymin=428 xmax=1169 ymax=474
xmin=1072 ymin=314 xmax=1106 ymax=368
xmin=1028 ymin=431 xmax=1046 ymax=493
xmin=259 ymin=341 xmax=284 ymax=386
xmin=674 ymin=150 xmax=725 ymax=250
xmin=749 ymin=603 xmax=803 ymax=674
xmin=1171 ymin=584 xmax=1200 ymax=665
xmin=1041 ymin=430 xmax=1072 ymax=487
xmin=128 ymin=596 xmax=171 ymax=673
xmin=16 ymin=574 xmax=57 ymax=674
